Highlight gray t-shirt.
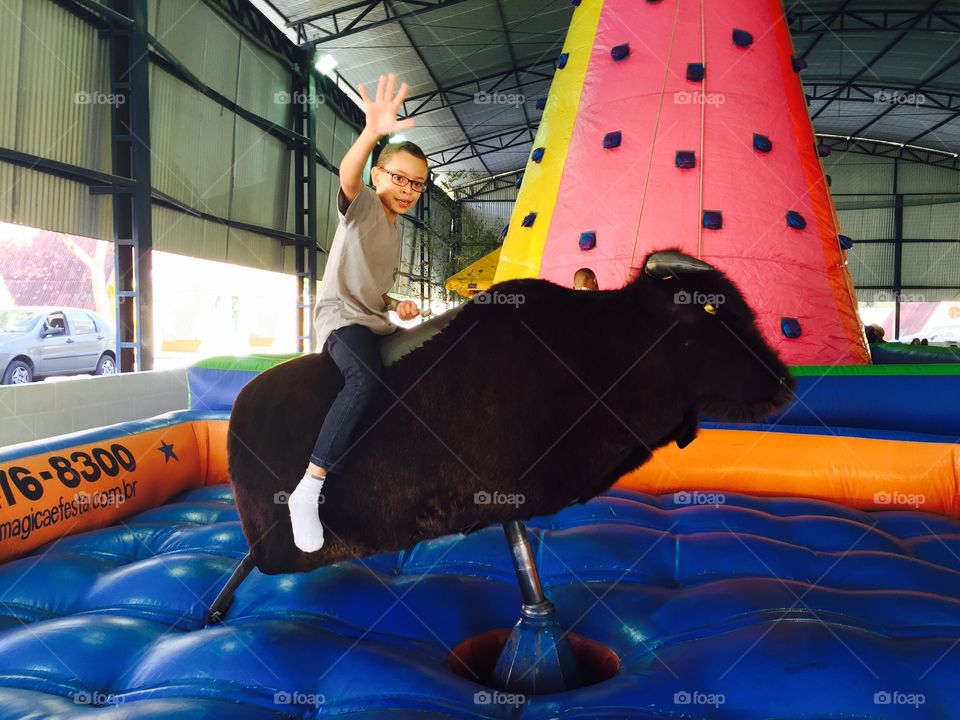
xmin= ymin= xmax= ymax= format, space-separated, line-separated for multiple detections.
xmin=314 ymin=185 xmax=403 ymax=349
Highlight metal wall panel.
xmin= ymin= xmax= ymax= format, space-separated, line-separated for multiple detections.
xmin=226 ymin=226 xmax=284 ymax=272
xmin=836 ymin=207 xmax=894 ymax=241
xmin=0 ymin=0 xmax=111 ymax=240
xmin=901 ymin=241 xmax=960 ymax=291
xmin=903 ymin=201 xmax=960 ymax=240
xmin=847 ymin=241 xmax=896 ymax=292
xmin=826 ymin=153 xmax=893 ymax=195
xmin=463 ymin=199 xmax=512 ymax=226
xmin=231 ymin=117 xmax=289 ymax=230
xmin=150 ymin=65 xmax=202 ymax=208
xmin=896 ymin=161 xmax=960 ymax=194
xmin=153 ymin=0 xmax=206 ymax=71
xmin=195 ymin=89 xmax=237 ymax=219
xmin=147 ymin=0 xmax=157 ymax=35
xmin=0 ymin=0 xmax=24 ymax=151
xmin=152 ymin=204 xmax=233 ymax=263
xmin=152 ymin=203 xmax=204 ymax=255
xmin=200 ymin=9 xmax=241 ymax=103
xmin=154 ymin=0 xmax=240 ymax=102
xmin=150 ymin=65 xmax=239 ymax=220
xmin=0 ymin=162 xmax=16 ymax=225
xmin=15 ymin=0 xmax=111 ymax=173
xmin=10 ymin=165 xmax=112 ymax=239
xmin=237 ymin=38 xmax=291 ymax=126
xmin=315 ymin=164 xmax=334 ymax=251
xmin=332 ymin=114 xmax=357 ymax=170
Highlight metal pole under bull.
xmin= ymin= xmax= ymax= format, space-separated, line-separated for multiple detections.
xmin=488 ymin=521 xmax=582 ymax=694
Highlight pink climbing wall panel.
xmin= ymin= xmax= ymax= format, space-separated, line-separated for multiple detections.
xmin=528 ymin=0 xmax=869 ymax=365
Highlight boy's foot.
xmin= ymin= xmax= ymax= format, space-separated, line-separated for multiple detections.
xmin=288 ymin=474 xmax=325 ymax=552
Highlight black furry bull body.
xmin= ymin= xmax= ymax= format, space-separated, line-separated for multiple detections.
xmin=229 ymin=251 xmax=794 ymax=574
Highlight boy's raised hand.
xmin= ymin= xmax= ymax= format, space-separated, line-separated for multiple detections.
xmin=357 ymin=74 xmax=416 ymax=138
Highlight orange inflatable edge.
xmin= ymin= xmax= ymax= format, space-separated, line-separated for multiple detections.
xmin=0 ymin=418 xmax=230 ymax=563
xmin=617 ymin=429 xmax=960 ymax=518
xmin=2 ymin=420 xmax=957 ymax=564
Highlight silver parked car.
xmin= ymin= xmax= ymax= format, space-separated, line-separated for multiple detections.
xmin=0 ymin=307 xmax=117 ymax=384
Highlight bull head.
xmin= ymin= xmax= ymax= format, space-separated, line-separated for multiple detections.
xmin=640 ymin=250 xmax=795 ymax=422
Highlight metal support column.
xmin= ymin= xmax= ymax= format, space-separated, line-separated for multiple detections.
xmin=416 ymin=199 xmax=426 ymax=309
xmin=107 ymin=0 xmax=154 ymax=371
xmin=893 ymin=193 xmax=904 ymax=340
xmin=292 ymin=60 xmax=319 ymax=352
xmin=892 ymin=155 xmax=904 ymax=339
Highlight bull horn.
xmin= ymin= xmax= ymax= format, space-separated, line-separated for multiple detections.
xmin=644 ymin=251 xmax=715 ymax=279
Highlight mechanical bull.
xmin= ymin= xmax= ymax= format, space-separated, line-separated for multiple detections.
xmin=228 ymin=251 xmax=795 ymax=574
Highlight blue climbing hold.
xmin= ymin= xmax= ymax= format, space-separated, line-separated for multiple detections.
xmin=603 ymin=131 xmax=622 ymax=149
xmin=816 ymin=142 xmax=831 ymax=157
xmin=675 ymin=150 xmax=696 ymax=169
xmin=733 ymin=29 xmax=753 ymax=47
xmin=839 ymin=235 xmax=854 ymax=250
xmin=781 ymin=317 xmax=802 ymax=338
xmin=611 ymin=43 xmax=630 ymax=61
xmin=521 ymin=212 xmax=537 ymax=228
xmin=514 ymin=174 xmax=523 ymax=189
xmin=792 ymin=56 xmax=808 ymax=71
xmin=535 ymin=97 xmax=546 ymax=110
xmin=686 ymin=63 xmax=705 ymax=81
xmin=500 ymin=224 xmax=509 ymax=240
xmin=753 ymin=134 xmax=772 ymax=153
xmin=786 ymin=211 xmax=807 ymax=230
xmin=531 ymin=147 xmax=545 ymax=163
xmin=703 ymin=210 xmax=723 ymax=230
xmin=557 ymin=53 xmax=569 ymax=69
xmin=579 ymin=231 xmax=597 ymax=251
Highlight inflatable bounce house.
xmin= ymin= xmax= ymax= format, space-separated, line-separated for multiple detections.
xmin=2 ymin=0 xmax=960 ymax=717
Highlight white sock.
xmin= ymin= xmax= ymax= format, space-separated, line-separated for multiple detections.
xmin=288 ymin=473 xmax=325 ymax=552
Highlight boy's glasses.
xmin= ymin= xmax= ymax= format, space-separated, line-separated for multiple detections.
xmin=377 ymin=166 xmax=426 ymax=193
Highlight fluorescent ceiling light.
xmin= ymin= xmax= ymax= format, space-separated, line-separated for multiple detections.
xmin=315 ymin=54 xmax=338 ymax=76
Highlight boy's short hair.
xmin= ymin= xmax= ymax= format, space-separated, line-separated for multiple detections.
xmin=378 ymin=140 xmax=428 ymax=167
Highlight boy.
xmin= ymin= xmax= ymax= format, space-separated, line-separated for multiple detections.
xmin=574 ymin=267 xmax=599 ymax=291
xmin=289 ymin=74 xmax=428 ymax=552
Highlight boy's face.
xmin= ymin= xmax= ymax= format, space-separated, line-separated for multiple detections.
xmin=373 ymin=151 xmax=429 ymax=217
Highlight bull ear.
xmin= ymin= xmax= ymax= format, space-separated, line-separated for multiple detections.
xmin=644 ymin=251 xmax=715 ymax=279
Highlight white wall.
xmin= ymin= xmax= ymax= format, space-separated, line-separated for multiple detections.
xmin=0 ymin=370 xmax=189 ymax=446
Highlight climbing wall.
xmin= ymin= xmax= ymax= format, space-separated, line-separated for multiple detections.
xmin=494 ymin=0 xmax=870 ymax=366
